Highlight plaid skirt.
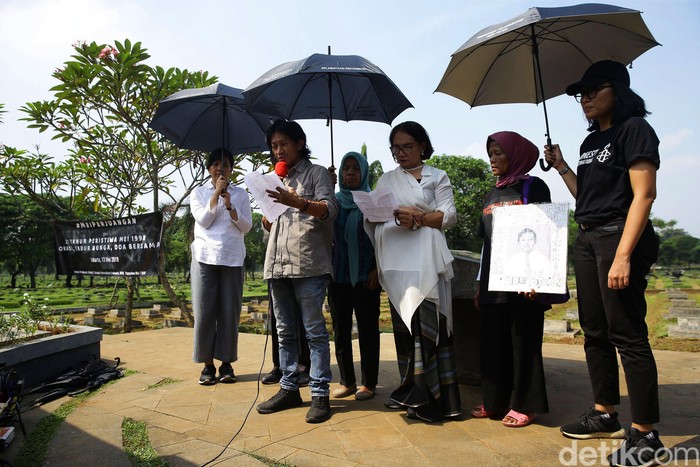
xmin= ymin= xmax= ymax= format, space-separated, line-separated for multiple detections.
xmin=388 ymin=300 xmax=461 ymax=418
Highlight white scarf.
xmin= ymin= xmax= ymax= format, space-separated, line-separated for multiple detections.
xmin=365 ymin=168 xmax=454 ymax=334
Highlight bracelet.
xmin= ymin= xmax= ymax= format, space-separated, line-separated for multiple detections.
xmin=558 ymin=165 xmax=570 ymax=176
xmin=299 ymin=199 xmax=310 ymax=212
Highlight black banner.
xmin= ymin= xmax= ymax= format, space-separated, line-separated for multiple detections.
xmin=53 ymin=213 xmax=163 ymax=276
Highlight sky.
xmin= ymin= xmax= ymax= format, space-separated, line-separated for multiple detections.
xmin=1 ymin=0 xmax=699 ymax=236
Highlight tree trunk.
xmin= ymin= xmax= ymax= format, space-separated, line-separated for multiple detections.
xmin=158 ymin=248 xmax=193 ymax=326
xmin=123 ymin=277 xmax=134 ymax=333
xmin=10 ymin=271 xmax=19 ymax=288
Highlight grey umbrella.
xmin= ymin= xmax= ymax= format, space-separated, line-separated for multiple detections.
xmin=243 ymin=48 xmax=413 ymax=167
xmin=149 ymin=83 xmax=273 ymax=155
xmin=435 ymin=3 xmax=659 ymax=170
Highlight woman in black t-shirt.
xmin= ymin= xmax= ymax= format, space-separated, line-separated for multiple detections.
xmin=545 ymin=61 xmax=668 ymax=466
xmin=473 ymin=131 xmax=551 ymax=428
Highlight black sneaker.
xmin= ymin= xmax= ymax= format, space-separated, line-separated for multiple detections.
xmin=305 ymin=396 xmax=331 ymax=423
xmin=608 ymin=428 xmax=670 ymax=467
xmin=199 ymin=365 xmax=217 ymax=385
xmin=256 ymin=389 xmax=303 ymax=414
xmin=261 ymin=367 xmax=282 ymax=385
xmin=218 ymin=362 xmax=236 ymax=383
xmin=561 ymin=408 xmax=626 ymax=439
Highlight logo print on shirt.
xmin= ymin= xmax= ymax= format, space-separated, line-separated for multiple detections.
xmin=597 ymin=143 xmax=612 ymax=163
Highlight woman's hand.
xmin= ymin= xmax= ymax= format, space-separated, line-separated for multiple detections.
xmin=215 ymin=175 xmax=229 ymax=197
xmin=543 ymin=144 xmax=565 ymax=172
xmin=394 ymin=206 xmax=424 ymax=229
xmin=519 ymin=289 xmax=538 ymax=301
xmin=608 ymin=256 xmax=631 ymax=289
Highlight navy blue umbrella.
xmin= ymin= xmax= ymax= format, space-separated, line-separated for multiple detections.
xmin=149 ymin=83 xmax=273 ymax=155
xmin=242 ymin=49 xmax=413 ymax=166
xmin=435 ymin=3 xmax=659 ymax=170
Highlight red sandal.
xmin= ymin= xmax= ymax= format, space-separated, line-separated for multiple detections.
xmin=502 ymin=409 xmax=537 ymax=427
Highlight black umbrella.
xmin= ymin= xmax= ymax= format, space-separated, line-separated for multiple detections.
xmin=242 ymin=48 xmax=413 ymax=167
xmin=435 ymin=3 xmax=659 ymax=170
xmin=149 ymin=83 xmax=273 ymax=155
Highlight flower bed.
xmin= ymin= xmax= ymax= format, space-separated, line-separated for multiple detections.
xmin=0 ymin=323 xmax=102 ymax=389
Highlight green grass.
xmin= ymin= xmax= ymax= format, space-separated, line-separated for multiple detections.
xmin=0 ymin=274 xmax=268 ymax=312
xmin=13 ymin=392 xmax=92 ymax=466
xmin=122 ymin=418 xmax=168 ymax=467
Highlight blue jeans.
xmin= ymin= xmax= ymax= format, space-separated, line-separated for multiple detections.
xmin=270 ymin=275 xmax=332 ymax=397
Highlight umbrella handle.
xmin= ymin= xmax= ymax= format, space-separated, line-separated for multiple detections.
xmin=540 ymin=135 xmax=553 ymax=171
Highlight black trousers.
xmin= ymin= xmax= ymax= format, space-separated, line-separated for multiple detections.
xmin=328 ymin=281 xmax=381 ymax=388
xmin=574 ymin=219 xmax=660 ymax=424
xmin=479 ymin=301 xmax=549 ymax=414
xmin=267 ymin=285 xmax=310 ymax=369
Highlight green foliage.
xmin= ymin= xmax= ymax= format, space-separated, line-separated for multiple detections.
xmin=244 ymin=212 xmax=266 ymax=277
xmin=427 ymin=155 xmax=492 ymax=252
xmin=18 ymin=39 xmax=218 ymax=216
xmin=368 ymin=159 xmax=383 ymax=190
xmin=0 ymin=293 xmax=69 ymax=348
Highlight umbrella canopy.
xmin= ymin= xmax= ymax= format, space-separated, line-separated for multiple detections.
xmin=242 ymin=51 xmax=413 ymax=166
xmin=149 ymin=83 xmax=273 ymax=155
xmin=435 ymin=3 xmax=659 ymax=167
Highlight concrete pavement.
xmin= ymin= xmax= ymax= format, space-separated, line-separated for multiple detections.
xmin=2 ymin=327 xmax=699 ymax=466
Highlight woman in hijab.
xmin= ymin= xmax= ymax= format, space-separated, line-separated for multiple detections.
xmin=328 ymin=151 xmax=381 ymax=401
xmin=472 ymin=131 xmax=551 ymax=428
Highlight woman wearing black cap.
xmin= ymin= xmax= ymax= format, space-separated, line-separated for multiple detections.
xmin=545 ymin=61 xmax=668 ymax=466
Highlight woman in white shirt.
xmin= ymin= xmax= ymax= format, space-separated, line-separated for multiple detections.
xmin=190 ymin=148 xmax=252 ymax=385
xmin=365 ymin=121 xmax=461 ymax=423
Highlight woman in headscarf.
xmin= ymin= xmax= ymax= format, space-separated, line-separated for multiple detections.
xmin=365 ymin=121 xmax=461 ymax=423
xmin=328 ymin=151 xmax=381 ymax=401
xmin=472 ymin=131 xmax=551 ymax=428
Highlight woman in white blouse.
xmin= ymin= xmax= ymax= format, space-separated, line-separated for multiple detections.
xmin=365 ymin=121 xmax=461 ymax=423
xmin=190 ymin=148 xmax=252 ymax=385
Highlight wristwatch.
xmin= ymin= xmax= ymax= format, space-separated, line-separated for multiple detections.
xmin=558 ymin=165 xmax=570 ymax=175
xmin=411 ymin=218 xmax=419 ymax=231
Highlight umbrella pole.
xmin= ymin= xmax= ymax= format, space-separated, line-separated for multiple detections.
xmin=531 ymin=26 xmax=553 ymax=171
xmin=327 ymin=45 xmax=335 ymax=169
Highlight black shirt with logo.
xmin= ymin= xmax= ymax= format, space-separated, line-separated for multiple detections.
xmin=575 ymin=117 xmax=660 ymax=225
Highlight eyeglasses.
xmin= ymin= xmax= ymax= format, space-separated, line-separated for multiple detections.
xmin=390 ymin=144 xmax=417 ymax=156
xmin=574 ymin=85 xmax=613 ymax=103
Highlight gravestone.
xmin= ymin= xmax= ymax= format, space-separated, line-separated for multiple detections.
xmin=565 ymin=308 xmax=579 ymax=320
xmin=86 ymin=308 xmax=106 ymax=316
xmin=109 ymin=309 xmax=124 ymax=317
xmin=668 ymin=317 xmax=700 ymax=338
xmin=241 ymin=305 xmax=251 ymax=313
xmin=140 ymin=309 xmax=161 ymax=319
xmin=164 ymin=319 xmax=187 ymax=328
xmin=450 ymin=250 xmax=482 ymax=385
xmin=83 ymin=316 xmax=105 ymax=326
xmin=169 ymin=308 xmax=183 ymax=319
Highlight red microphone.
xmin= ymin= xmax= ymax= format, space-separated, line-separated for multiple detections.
xmin=274 ymin=161 xmax=288 ymax=178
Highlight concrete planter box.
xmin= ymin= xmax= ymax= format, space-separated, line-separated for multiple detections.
xmin=0 ymin=323 xmax=102 ymax=389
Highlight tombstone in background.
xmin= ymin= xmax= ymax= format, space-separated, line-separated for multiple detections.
xmin=450 ymin=250 xmax=482 ymax=386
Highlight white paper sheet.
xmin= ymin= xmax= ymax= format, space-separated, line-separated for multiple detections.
xmin=350 ymin=186 xmax=400 ymax=222
xmin=243 ymin=171 xmax=290 ymax=222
